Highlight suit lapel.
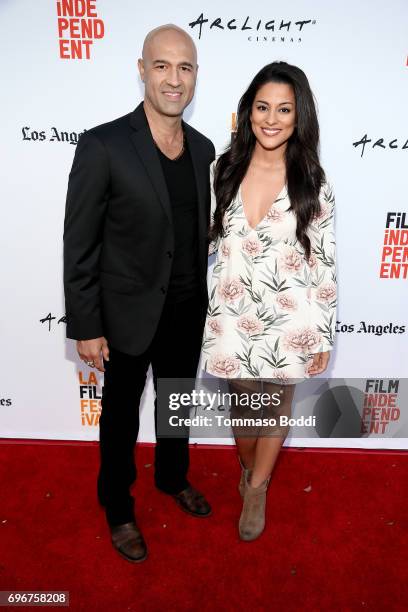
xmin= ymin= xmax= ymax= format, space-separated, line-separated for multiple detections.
xmin=129 ymin=104 xmax=210 ymax=255
xmin=129 ymin=104 xmax=173 ymax=225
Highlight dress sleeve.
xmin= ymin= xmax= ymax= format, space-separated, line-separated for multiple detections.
xmin=208 ymin=160 xmax=220 ymax=256
xmin=308 ymin=181 xmax=337 ymax=353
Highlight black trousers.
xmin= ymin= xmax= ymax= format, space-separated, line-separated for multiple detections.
xmin=97 ymin=294 xmax=206 ymax=527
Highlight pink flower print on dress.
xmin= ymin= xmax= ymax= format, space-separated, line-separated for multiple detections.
xmin=221 ymin=242 xmax=231 ymax=258
xmin=271 ymin=369 xmax=290 ymax=384
xmin=208 ymin=354 xmax=241 ymax=377
xmin=207 ymin=318 xmax=223 ymax=336
xmin=265 ymin=205 xmax=284 ymax=223
xmin=237 ymin=315 xmax=264 ymax=335
xmin=283 ymin=327 xmax=321 ymax=353
xmin=280 ymin=246 xmax=303 ymax=273
xmin=276 ymin=293 xmax=298 ymax=311
xmin=308 ymin=253 xmax=318 ymax=270
xmin=316 ymin=282 xmax=336 ymax=303
xmin=218 ymin=279 xmax=245 ymax=303
xmin=242 ymin=237 xmax=263 ymax=258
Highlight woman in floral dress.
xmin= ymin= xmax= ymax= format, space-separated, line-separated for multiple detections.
xmin=201 ymin=62 xmax=336 ymax=541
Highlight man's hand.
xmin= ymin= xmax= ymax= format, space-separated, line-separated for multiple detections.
xmin=307 ymin=351 xmax=330 ymax=376
xmin=77 ymin=337 xmax=109 ymax=373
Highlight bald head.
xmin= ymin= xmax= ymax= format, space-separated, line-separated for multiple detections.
xmin=138 ymin=24 xmax=198 ymax=118
xmin=142 ymin=24 xmax=197 ymax=66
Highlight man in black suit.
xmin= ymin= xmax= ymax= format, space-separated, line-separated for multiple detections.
xmin=63 ymin=24 xmax=215 ymax=562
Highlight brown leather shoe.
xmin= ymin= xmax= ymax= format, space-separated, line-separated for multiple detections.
xmin=110 ymin=521 xmax=147 ymax=563
xmin=171 ymin=485 xmax=212 ymax=517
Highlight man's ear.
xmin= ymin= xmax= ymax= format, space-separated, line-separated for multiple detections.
xmin=138 ymin=58 xmax=145 ymax=82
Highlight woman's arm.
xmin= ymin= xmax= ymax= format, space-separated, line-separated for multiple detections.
xmin=308 ymin=181 xmax=337 ymax=354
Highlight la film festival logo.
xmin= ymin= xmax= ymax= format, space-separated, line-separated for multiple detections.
xmin=57 ymin=0 xmax=105 ymax=60
xmin=361 ymin=379 xmax=400 ymax=434
xmin=380 ymin=212 xmax=408 ymax=279
xmin=188 ymin=13 xmax=316 ymax=43
xmin=79 ymin=370 xmax=102 ymax=426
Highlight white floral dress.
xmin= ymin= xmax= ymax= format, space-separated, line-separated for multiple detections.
xmin=202 ymin=162 xmax=337 ymax=383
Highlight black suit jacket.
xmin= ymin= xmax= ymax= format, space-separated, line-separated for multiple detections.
xmin=63 ymin=102 xmax=215 ymax=355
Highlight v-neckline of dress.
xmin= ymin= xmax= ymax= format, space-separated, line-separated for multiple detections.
xmin=238 ymin=183 xmax=287 ymax=231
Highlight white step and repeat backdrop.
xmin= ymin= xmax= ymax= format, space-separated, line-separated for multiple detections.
xmin=0 ymin=0 xmax=407 ymax=448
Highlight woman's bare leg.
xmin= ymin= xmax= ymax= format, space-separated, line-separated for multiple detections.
xmin=235 ymin=437 xmax=257 ymax=469
xmin=250 ymin=383 xmax=296 ymax=487
xmin=232 ymin=380 xmax=295 ymax=541
xmin=250 ymin=436 xmax=285 ymax=487
xmin=228 ymin=379 xmax=262 ymax=469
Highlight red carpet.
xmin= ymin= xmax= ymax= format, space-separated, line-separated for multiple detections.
xmin=0 ymin=442 xmax=406 ymax=611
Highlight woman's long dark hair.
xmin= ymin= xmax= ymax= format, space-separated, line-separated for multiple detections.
xmin=210 ymin=61 xmax=325 ymax=260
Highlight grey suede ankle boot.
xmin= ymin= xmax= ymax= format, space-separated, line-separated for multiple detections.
xmin=239 ymin=473 xmax=270 ymax=541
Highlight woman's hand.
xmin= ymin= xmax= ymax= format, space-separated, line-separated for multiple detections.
xmin=308 ymin=351 xmax=330 ymax=376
